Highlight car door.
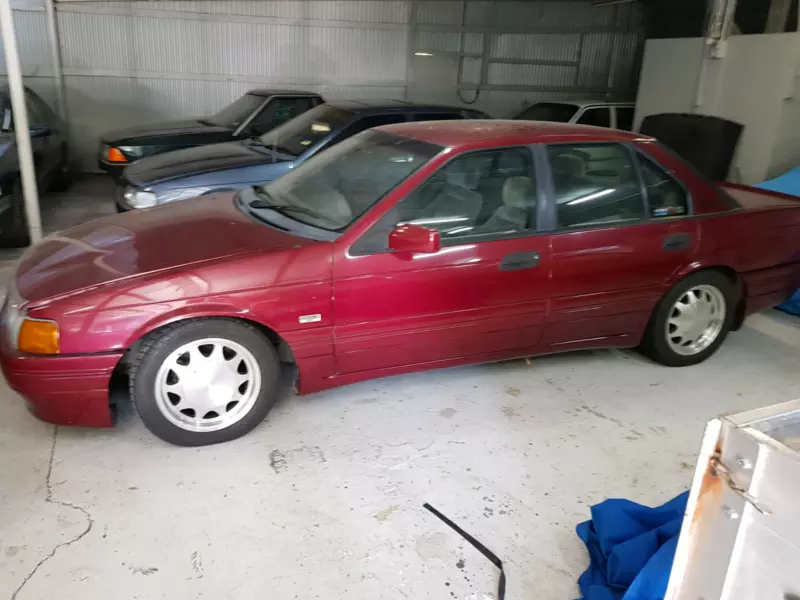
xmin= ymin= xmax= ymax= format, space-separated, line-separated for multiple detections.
xmin=541 ymin=141 xmax=696 ymax=348
xmin=333 ymin=145 xmax=551 ymax=374
xmin=24 ymin=90 xmax=61 ymax=182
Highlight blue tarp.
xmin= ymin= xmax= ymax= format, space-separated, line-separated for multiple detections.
xmin=755 ymin=169 xmax=800 ymax=315
xmin=576 ymin=492 xmax=689 ymax=600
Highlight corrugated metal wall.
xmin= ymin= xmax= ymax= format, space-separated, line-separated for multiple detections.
xmin=2 ymin=0 xmax=643 ymax=171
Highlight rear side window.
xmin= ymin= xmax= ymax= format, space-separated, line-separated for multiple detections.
xmin=576 ymin=107 xmax=611 ymax=128
xmin=547 ymin=143 xmax=644 ymax=229
xmin=616 ymin=107 xmax=635 ymax=131
xmin=514 ymin=102 xmax=577 ymax=122
xmin=638 ymin=154 xmax=689 ymax=218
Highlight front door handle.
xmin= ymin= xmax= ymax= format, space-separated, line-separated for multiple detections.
xmin=663 ymin=233 xmax=692 ymax=251
xmin=500 ymin=251 xmax=540 ymax=271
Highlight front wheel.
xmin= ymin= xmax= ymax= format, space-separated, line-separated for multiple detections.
xmin=639 ymin=271 xmax=736 ymax=367
xmin=130 ymin=319 xmax=281 ymax=446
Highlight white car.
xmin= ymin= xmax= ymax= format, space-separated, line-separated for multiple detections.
xmin=511 ymin=100 xmax=635 ymax=130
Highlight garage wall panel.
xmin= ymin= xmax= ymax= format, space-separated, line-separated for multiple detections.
xmin=3 ymin=1 xmax=643 ymax=171
xmin=57 ymin=11 xmax=407 ymax=83
xmin=58 ymin=0 xmax=411 ymax=24
xmin=491 ymin=33 xmax=581 ymax=63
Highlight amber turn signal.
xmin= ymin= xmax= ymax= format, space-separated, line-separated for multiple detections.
xmin=106 ymin=147 xmax=128 ymax=163
xmin=18 ymin=319 xmax=60 ymax=355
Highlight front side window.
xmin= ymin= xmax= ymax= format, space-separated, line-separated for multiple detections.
xmin=639 ymin=154 xmax=689 ymax=218
xmin=548 ymin=143 xmax=644 ymax=229
xmin=576 ymin=107 xmax=611 ymax=128
xmin=352 ymin=148 xmax=537 ymax=254
xmin=24 ymin=94 xmax=47 ymax=127
xmin=208 ymin=93 xmax=265 ymax=128
xmin=25 ymin=90 xmax=56 ymax=126
xmin=245 ymin=130 xmax=441 ymax=232
xmin=252 ymin=97 xmax=311 ymax=129
xmin=257 ymin=104 xmax=355 ymax=157
xmin=513 ymin=102 xmax=578 ymax=123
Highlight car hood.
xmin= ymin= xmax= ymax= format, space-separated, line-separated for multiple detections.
xmin=100 ymin=119 xmax=232 ymax=145
xmin=15 ymin=193 xmax=313 ymax=304
xmin=124 ymin=140 xmax=287 ymax=186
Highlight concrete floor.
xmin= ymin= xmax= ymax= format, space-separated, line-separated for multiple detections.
xmin=1 ymin=180 xmax=800 ymax=599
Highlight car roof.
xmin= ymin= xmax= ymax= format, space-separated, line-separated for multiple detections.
xmin=247 ymin=89 xmax=321 ymax=97
xmin=378 ymin=119 xmax=649 ymax=148
xmin=326 ymin=99 xmax=473 ymax=113
xmin=531 ymin=99 xmax=635 ymax=108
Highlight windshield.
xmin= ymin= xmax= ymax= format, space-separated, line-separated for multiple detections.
xmin=257 ymin=104 xmax=354 ymax=157
xmin=208 ymin=94 xmax=265 ymax=128
xmin=247 ymin=130 xmax=441 ymax=232
xmin=513 ymin=102 xmax=578 ymax=122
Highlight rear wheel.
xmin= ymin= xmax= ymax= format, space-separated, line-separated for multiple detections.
xmin=49 ymin=145 xmax=74 ymax=192
xmin=130 ymin=319 xmax=281 ymax=446
xmin=639 ymin=271 xmax=736 ymax=366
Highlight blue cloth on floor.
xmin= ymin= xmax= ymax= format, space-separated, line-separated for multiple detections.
xmin=755 ymin=170 xmax=800 ymax=316
xmin=576 ymin=491 xmax=688 ymax=600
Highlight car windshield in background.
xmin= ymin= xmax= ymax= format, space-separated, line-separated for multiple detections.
xmin=207 ymin=94 xmax=265 ymax=128
xmin=257 ymin=105 xmax=354 ymax=157
xmin=514 ymin=102 xmax=578 ymax=122
xmin=246 ymin=130 xmax=442 ymax=232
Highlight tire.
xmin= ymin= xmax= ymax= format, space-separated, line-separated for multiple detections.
xmin=0 ymin=180 xmax=31 ymax=248
xmin=639 ymin=270 xmax=736 ymax=367
xmin=130 ymin=319 xmax=281 ymax=446
xmin=49 ymin=147 xmax=74 ymax=192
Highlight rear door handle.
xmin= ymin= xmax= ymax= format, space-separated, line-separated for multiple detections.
xmin=663 ymin=233 xmax=692 ymax=251
xmin=500 ymin=251 xmax=540 ymax=271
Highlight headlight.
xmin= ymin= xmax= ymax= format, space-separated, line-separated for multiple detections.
xmin=158 ymin=187 xmax=212 ymax=204
xmin=123 ymin=187 xmax=158 ymax=209
xmin=3 ymin=279 xmax=26 ymax=349
xmin=118 ymin=145 xmax=145 ymax=159
xmin=1 ymin=281 xmax=59 ymax=354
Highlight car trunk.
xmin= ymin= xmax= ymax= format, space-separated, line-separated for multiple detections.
xmin=720 ymin=182 xmax=800 ymax=211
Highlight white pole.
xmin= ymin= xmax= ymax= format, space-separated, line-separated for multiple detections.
xmin=44 ymin=0 xmax=67 ymax=124
xmin=0 ymin=0 xmax=43 ymax=244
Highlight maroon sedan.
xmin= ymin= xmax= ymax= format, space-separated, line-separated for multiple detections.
xmin=2 ymin=121 xmax=799 ymax=446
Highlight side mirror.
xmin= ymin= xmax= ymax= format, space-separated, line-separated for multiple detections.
xmin=29 ymin=125 xmax=52 ymax=138
xmin=388 ymin=224 xmax=440 ymax=254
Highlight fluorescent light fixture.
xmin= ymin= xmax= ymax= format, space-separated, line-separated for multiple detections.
xmin=446 ymin=226 xmax=474 ymax=235
xmin=567 ymin=188 xmax=615 ymax=206
xmin=311 ymin=122 xmax=331 ymax=133
xmin=409 ymin=216 xmax=469 ymax=226
xmin=415 ymin=52 xmax=434 ymax=57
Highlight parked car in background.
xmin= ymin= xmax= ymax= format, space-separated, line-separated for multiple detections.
xmin=115 ymin=99 xmax=488 ymax=211
xmin=98 ymin=89 xmax=323 ymax=180
xmin=0 ymin=85 xmax=73 ymax=248
xmin=3 ymin=120 xmax=798 ymax=446
xmin=512 ymin=100 xmax=635 ymax=130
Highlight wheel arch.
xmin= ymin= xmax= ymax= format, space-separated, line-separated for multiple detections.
xmin=667 ymin=263 xmax=746 ymax=330
xmin=116 ymin=311 xmax=297 ymax=374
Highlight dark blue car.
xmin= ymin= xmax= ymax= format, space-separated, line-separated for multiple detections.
xmin=116 ymin=100 xmax=488 ymax=211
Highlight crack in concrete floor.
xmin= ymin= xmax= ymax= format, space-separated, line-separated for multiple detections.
xmin=11 ymin=427 xmax=93 ymax=600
